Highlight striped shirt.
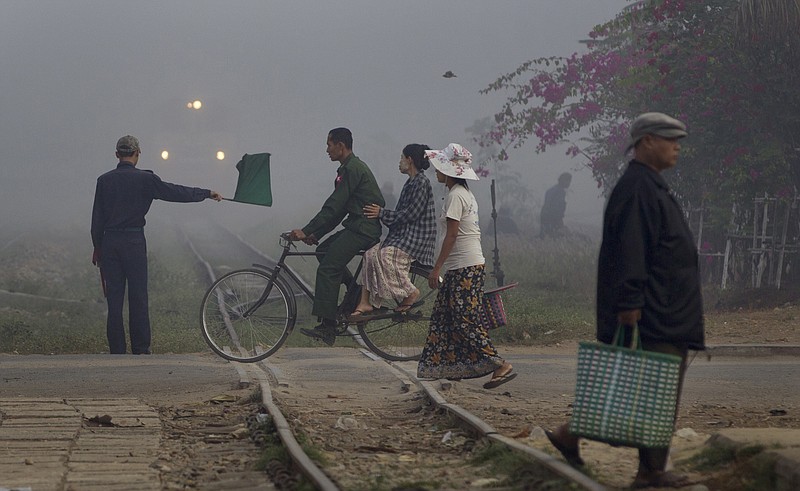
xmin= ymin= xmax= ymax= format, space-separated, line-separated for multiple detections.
xmin=379 ymin=172 xmax=436 ymax=267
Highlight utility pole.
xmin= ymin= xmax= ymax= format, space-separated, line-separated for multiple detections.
xmin=490 ymin=179 xmax=505 ymax=286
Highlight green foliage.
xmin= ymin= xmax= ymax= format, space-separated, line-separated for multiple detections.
xmin=481 ymin=0 xmax=800 ymax=243
xmin=683 ymin=443 xmax=778 ymax=491
xmin=470 ymin=441 xmax=580 ymax=490
xmin=687 ymin=444 xmax=759 ymax=471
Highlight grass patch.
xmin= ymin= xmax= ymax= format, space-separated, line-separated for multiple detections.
xmin=470 ymin=441 xmax=580 ymax=490
xmin=686 ymin=444 xmax=765 ymax=472
xmin=0 ymin=226 xmax=602 ymax=353
xmin=251 ymin=415 xmax=319 ymax=491
xmin=482 ymin=234 xmax=597 ymax=345
xmin=252 ymin=417 xmax=290 ymax=466
xmin=682 ymin=444 xmax=779 ymax=491
xmin=0 ymin=223 xmax=216 ymax=354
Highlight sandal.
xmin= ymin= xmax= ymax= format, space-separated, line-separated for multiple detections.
xmin=348 ymin=308 xmax=374 ymax=320
xmin=545 ymin=429 xmax=585 ymax=467
xmin=394 ymin=289 xmax=421 ymax=313
xmin=482 ymin=369 xmax=517 ymax=389
xmin=393 ymin=300 xmax=423 ymax=313
xmin=631 ymin=470 xmax=691 ymax=489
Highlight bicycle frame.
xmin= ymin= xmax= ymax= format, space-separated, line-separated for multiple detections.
xmin=242 ymin=234 xmax=364 ymax=318
xmin=200 ymin=233 xmax=435 ymax=362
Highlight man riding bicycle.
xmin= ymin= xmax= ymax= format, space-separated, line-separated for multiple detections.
xmin=289 ymin=127 xmax=385 ymax=345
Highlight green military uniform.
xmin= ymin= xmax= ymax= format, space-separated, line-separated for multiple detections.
xmin=302 ymin=154 xmax=384 ymax=320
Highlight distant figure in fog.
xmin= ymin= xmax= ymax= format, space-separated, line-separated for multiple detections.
xmin=539 ymin=172 xmax=572 ymax=238
xmin=495 ymin=205 xmax=519 ymax=235
xmin=91 ymin=135 xmax=222 ymax=355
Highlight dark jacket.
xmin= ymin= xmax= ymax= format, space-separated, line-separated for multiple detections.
xmin=91 ymin=162 xmax=210 ymax=249
xmin=596 ymin=160 xmax=705 ymax=350
xmin=302 ymin=154 xmax=384 ymax=241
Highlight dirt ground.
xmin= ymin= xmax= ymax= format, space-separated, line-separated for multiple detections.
xmin=437 ymin=305 xmax=800 ymax=490
xmin=157 ymin=305 xmax=798 ymax=491
xmin=222 ymin=303 xmax=796 ymax=491
xmin=704 ymin=303 xmax=800 ymax=344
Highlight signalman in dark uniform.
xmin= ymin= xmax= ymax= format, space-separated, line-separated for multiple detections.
xmin=289 ymin=127 xmax=384 ymax=345
xmin=91 ymin=135 xmax=222 ymax=355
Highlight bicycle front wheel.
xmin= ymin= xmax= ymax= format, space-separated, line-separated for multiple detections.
xmin=358 ymin=265 xmax=434 ymax=362
xmin=201 ymin=269 xmax=296 ymax=363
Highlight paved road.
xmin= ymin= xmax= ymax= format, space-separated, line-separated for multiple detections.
xmin=1 ymin=348 xmax=798 ymax=490
xmin=492 ymin=348 xmax=800 ymax=409
xmin=0 ymin=353 xmax=242 ymax=403
xmin=3 ymin=349 xmax=798 ymax=424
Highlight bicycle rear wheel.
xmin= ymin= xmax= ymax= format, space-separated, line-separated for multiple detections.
xmin=201 ymin=268 xmax=296 ymax=363
xmin=358 ymin=264 xmax=434 ymax=361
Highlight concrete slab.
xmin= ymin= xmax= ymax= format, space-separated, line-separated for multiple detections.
xmin=772 ymin=448 xmax=800 ymax=491
xmin=708 ymin=428 xmax=800 ymax=491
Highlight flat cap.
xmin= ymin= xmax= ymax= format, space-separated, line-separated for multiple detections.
xmin=627 ymin=112 xmax=687 ymax=152
xmin=116 ymin=135 xmax=140 ymax=153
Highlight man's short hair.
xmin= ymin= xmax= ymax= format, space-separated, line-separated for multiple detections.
xmin=116 ymin=135 xmax=140 ymax=156
xmin=328 ymin=127 xmax=353 ymax=150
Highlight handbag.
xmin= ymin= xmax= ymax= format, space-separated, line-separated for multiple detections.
xmin=479 ymin=283 xmax=518 ymax=329
xmin=568 ymin=324 xmax=682 ymax=448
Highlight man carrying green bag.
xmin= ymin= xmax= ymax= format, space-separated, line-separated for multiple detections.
xmin=546 ymin=113 xmax=705 ymax=489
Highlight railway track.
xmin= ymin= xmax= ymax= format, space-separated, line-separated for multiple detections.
xmin=181 ymin=222 xmax=607 ymax=491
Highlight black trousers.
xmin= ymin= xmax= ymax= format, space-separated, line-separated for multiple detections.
xmin=312 ymin=229 xmax=376 ymax=321
xmin=101 ymin=231 xmax=150 ymax=354
xmin=637 ymin=340 xmax=689 ymax=472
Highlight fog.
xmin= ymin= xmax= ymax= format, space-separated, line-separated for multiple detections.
xmin=0 ymin=0 xmax=628 ymax=236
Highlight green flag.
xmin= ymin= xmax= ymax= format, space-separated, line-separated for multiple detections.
xmin=232 ymin=153 xmax=272 ymax=206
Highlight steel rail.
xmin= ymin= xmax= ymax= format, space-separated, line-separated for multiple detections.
xmin=390 ymin=362 xmax=610 ymax=491
xmin=181 ymin=224 xmax=346 ymax=489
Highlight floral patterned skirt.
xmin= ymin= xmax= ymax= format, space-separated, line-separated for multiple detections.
xmin=359 ymin=244 xmax=416 ymax=308
xmin=417 ymin=264 xmax=504 ymax=380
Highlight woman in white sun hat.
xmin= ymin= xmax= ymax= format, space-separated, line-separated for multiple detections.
xmin=416 ymin=143 xmax=516 ymax=389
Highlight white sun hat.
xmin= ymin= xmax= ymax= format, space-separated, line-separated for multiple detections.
xmin=424 ymin=143 xmax=479 ymax=181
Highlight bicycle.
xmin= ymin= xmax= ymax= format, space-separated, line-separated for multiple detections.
xmin=200 ymin=232 xmax=435 ymax=363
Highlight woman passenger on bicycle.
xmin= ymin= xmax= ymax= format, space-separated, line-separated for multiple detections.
xmin=417 ymin=143 xmax=516 ymax=390
xmin=351 ymin=143 xmax=437 ymax=316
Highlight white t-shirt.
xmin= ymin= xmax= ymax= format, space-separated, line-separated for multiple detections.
xmin=440 ymin=184 xmax=485 ymax=271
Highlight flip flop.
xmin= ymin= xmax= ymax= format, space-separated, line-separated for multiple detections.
xmin=482 ymin=370 xmax=518 ymax=389
xmin=347 ymin=308 xmax=375 ymax=320
xmin=393 ymin=300 xmax=424 ymax=313
xmin=545 ymin=429 xmax=585 ymax=467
